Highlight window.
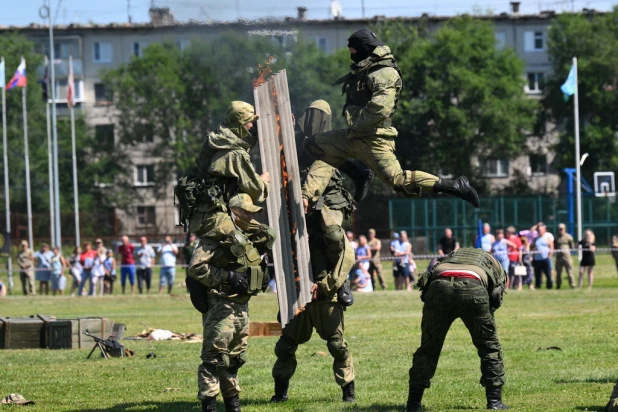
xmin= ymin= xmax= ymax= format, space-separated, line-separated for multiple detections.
xmin=524 ymin=31 xmax=544 ymax=52
xmin=316 ymin=37 xmax=328 ymax=53
xmin=95 ymin=124 xmax=115 ymax=151
xmin=482 ymin=159 xmax=509 ymax=178
xmin=54 ymin=79 xmax=83 ymax=103
xmin=529 ymin=154 xmax=548 ymax=175
xmin=93 ymin=42 xmax=113 ymax=63
xmin=133 ymin=42 xmax=148 ymax=57
xmin=495 ymin=32 xmax=506 ymax=50
xmin=94 ymin=83 xmax=111 ymax=104
xmin=136 ymin=206 xmax=156 ymax=227
xmin=526 ymin=72 xmax=545 ymax=93
xmin=178 ymin=39 xmax=191 ymax=50
xmin=135 ymin=165 xmax=155 ymax=186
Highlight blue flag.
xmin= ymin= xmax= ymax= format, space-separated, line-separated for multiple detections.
xmin=474 ymin=219 xmax=483 ymax=248
xmin=560 ymin=64 xmax=576 ymax=100
xmin=0 ymin=58 xmax=5 ymax=89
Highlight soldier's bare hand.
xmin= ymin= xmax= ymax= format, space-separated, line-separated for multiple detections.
xmin=260 ymin=172 xmax=271 ymax=183
xmin=303 ymin=198 xmax=308 ymax=214
xmin=311 ymin=283 xmax=318 ymax=300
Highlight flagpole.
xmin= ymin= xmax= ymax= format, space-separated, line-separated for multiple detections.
xmin=1 ymin=56 xmax=13 ymax=294
xmin=48 ymin=7 xmax=62 ymax=249
xmin=69 ymin=56 xmax=80 ymax=247
xmin=573 ymin=57 xmax=582 ymax=256
xmin=22 ymin=86 xmax=33 ymax=249
xmin=46 ymin=101 xmax=55 ymax=246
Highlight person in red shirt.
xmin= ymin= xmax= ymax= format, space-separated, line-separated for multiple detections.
xmin=118 ymin=235 xmax=136 ymax=295
xmin=506 ymin=226 xmax=523 ymax=290
xmin=78 ymin=241 xmax=98 ymax=296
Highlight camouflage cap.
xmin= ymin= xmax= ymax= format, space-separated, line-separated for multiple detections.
xmin=308 ymin=100 xmax=332 ymax=116
xmin=229 ymin=193 xmax=262 ymax=213
xmin=226 ymin=101 xmax=258 ymax=126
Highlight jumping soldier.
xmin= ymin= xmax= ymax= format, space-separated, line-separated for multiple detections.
xmin=303 ymin=29 xmax=479 ymax=207
xmin=408 ymin=248 xmax=508 ymax=411
xmin=270 ymin=100 xmax=356 ymax=404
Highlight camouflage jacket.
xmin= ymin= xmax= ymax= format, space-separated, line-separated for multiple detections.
xmin=336 ymin=45 xmax=403 ymax=139
xmin=301 ymin=160 xmax=355 ymax=216
xmin=196 ymin=124 xmax=268 ymax=205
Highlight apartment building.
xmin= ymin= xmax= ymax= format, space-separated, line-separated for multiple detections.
xmin=1 ymin=5 xmax=589 ymax=234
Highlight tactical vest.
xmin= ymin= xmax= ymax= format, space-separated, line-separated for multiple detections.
xmin=433 ymin=248 xmax=507 ymax=291
xmin=300 ymin=167 xmax=356 ymax=220
xmin=335 ymin=59 xmax=403 ymax=128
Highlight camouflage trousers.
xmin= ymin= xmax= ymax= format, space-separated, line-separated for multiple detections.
xmin=272 ymin=301 xmax=355 ymax=386
xmin=555 ymin=258 xmax=575 ymax=289
xmin=306 ymin=129 xmax=439 ymax=194
xmin=197 ymin=295 xmax=249 ymax=399
xmin=409 ymin=277 xmax=506 ymax=389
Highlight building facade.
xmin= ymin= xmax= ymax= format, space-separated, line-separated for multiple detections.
xmin=1 ymin=5 xmax=589 ymax=236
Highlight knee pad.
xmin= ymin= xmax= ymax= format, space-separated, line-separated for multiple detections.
xmin=275 ymin=335 xmax=298 ymax=360
xmin=326 ymin=334 xmax=348 ymax=361
xmin=324 ymin=225 xmax=345 ymax=263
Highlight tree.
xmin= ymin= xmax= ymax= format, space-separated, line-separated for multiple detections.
xmin=103 ymin=33 xmax=346 ymax=198
xmin=544 ymin=8 xmax=618 ymax=178
xmin=0 ymin=33 xmax=123 ymax=239
xmin=373 ymin=17 xmax=537 ymax=193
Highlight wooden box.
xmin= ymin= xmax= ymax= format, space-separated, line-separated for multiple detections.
xmin=0 ymin=315 xmax=56 ymax=349
xmin=66 ymin=317 xmax=115 ymax=349
xmin=249 ymin=321 xmax=282 ymax=337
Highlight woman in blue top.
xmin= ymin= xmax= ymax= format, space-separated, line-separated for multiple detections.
xmin=531 ymin=223 xmax=554 ymax=289
xmin=491 ymin=229 xmax=510 ymax=271
xmin=34 ymin=243 xmax=54 ymax=296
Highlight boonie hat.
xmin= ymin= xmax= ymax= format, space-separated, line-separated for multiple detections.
xmin=229 ymin=193 xmax=262 ymax=213
xmin=2 ymin=393 xmax=35 ymax=405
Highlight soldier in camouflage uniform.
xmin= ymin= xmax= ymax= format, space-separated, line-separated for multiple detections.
xmin=407 ymin=248 xmax=508 ymax=411
xmin=185 ymin=101 xmax=274 ymax=412
xmin=270 ymin=100 xmax=356 ymax=404
xmin=303 ymin=29 xmax=479 ymax=208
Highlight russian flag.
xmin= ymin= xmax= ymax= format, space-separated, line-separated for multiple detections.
xmin=6 ymin=58 xmax=26 ymax=90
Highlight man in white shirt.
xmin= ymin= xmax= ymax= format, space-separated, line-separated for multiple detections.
xmin=135 ymin=236 xmax=156 ymax=294
xmin=158 ymin=236 xmax=179 ymax=294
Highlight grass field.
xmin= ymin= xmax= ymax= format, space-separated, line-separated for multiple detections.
xmin=1 ymin=256 xmax=618 ymax=411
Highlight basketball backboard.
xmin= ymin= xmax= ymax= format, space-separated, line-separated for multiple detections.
xmin=594 ymin=172 xmax=615 ymax=197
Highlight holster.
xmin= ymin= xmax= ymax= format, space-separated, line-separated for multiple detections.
xmin=490 ymin=285 xmax=504 ymax=311
xmin=186 ymin=276 xmax=209 ymax=314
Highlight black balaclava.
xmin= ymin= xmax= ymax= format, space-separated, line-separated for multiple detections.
xmin=347 ymin=29 xmax=385 ymax=64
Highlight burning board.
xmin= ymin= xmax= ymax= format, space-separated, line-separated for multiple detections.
xmin=253 ymin=70 xmax=313 ymax=327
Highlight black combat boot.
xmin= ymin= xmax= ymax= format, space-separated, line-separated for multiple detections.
xmin=406 ymin=385 xmax=424 ymax=412
xmin=270 ymin=379 xmax=289 ymax=403
xmin=433 ymin=176 xmax=480 ymax=208
xmin=223 ymin=394 xmax=241 ymax=412
xmin=342 ymin=380 xmax=355 ymax=402
xmin=486 ymin=386 xmax=509 ymax=410
xmin=201 ymin=396 xmax=217 ymax=412
xmin=338 ymin=161 xmax=375 ymax=202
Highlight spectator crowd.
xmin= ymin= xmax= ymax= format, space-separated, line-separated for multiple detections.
xmin=8 ymin=234 xmax=195 ymax=297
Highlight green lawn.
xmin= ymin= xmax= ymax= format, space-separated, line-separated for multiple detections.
xmin=1 ymin=255 xmax=617 ymax=411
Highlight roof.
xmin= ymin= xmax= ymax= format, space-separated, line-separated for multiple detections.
xmin=0 ymin=9 xmax=604 ymax=33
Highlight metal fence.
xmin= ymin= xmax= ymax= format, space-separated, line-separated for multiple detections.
xmin=389 ymin=194 xmax=618 ymax=253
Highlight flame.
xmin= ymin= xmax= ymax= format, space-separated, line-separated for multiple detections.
xmin=252 ymin=61 xmax=273 ymax=87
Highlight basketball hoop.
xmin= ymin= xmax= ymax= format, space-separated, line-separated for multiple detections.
xmin=604 ymin=190 xmax=616 ymax=204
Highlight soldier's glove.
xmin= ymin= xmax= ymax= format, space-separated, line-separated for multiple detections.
xmin=490 ymin=285 xmax=504 ymax=311
xmin=227 ymin=271 xmax=249 ymax=295
xmin=186 ymin=276 xmax=209 ymax=314
xmin=337 ymin=280 xmax=354 ymax=310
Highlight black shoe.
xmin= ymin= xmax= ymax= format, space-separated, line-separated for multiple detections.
xmin=406 ymin=401 xmax=424 ymax=412
xmin=270 ymin=379 xmax=289 ymax=403
xmin=342 ymin=381 xmax=355 ymax=402
xmin=201 ymin=396 xmax=217 ymax=412
xmin=486 ymin=386 xmax=509 ymax=410
xmin=433 ymin=176 xmax=480 ymax=208
xmin=223 ymin=394 xmax=241 ymax=412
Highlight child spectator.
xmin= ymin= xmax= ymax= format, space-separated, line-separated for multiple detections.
xmin=103 ymin=250 xmax=117 ymax=294
xmin=352 ymin=262 xmax=373 ymax=292
xmin=90 ymin=248 xmax=106 ymax=296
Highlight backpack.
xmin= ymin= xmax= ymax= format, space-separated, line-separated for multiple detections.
xmin=174 ymin=169 xmax=205 ymax=232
